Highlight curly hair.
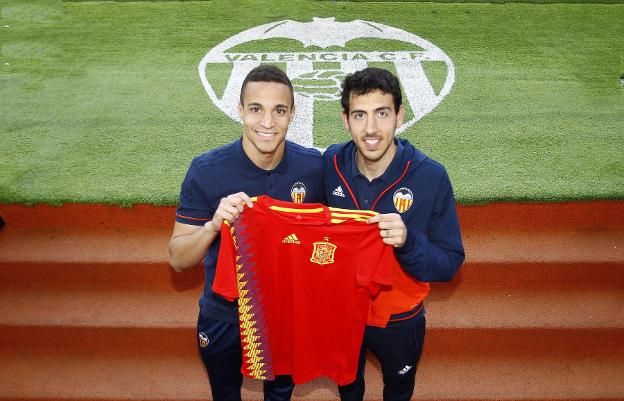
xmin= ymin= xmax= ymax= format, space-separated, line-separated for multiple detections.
xmin=341 ymin=67 xmax=402 ymax=113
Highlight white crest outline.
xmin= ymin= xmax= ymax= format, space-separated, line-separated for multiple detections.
xmin=199 ymin=17 xmax=455 ymax=149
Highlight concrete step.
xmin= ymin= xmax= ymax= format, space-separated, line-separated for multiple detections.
xmin=2 ymin=261 xmax=623 ymax=330
xmin=2 ymin=324 xmax=622 ymax=401
xmin=3 ymin=200 xmax=623 ymax=231
xmin=1 ymin=221 xmax=622 ymax=266
xmin=2 ymin=201 xmax=623 ymax=275
xmin=429 ymin=261 xmax=624 ymax=329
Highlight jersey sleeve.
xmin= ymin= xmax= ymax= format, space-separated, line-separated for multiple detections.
xmin=212 ymin=222 xmax=239 ymax=302
xmin=355 ymin=228 xmax=396 ymax=296
xmin=175 ymin=158 xmax=215 ymax=226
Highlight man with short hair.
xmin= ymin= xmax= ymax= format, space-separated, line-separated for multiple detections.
xmin=324 ymin=67 xmax=465 ymax=401
xmin=169 ymin=64 xmax=324 ymax=401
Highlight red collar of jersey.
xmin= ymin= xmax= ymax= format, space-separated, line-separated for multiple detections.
xmin=252 ymin=196 xmax=331 ymax=225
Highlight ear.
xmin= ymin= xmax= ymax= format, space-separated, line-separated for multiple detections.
xmin=237 ymin=103 xmax=243 ymax=120
xmin=341 ymin=112 xmax=350 ymax=131
xmin=396 ymin=105 xmax=405 ymax=129
xmin=288 ymin=105 xmax=296 ymax=124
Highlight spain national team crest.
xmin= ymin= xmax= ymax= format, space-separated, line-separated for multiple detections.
xmin=291 ymin=182 xmax=306 ymax=203
xmin=310 ymin=237 xmax=337 ymax=265
xmin=393 ymin=188 xmax=414 ymax=213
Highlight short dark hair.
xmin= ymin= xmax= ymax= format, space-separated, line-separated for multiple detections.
xmin=341 ymin=67 xmax=402 ymax=113
xmin=239 ymin=65 xmax=294 ymax=106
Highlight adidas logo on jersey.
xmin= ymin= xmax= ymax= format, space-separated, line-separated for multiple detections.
xmin=332 ymin=186 xmax=345 ymax=198
xmin=398 ymin=365 xmax=412 ymax=375
xmin=282 ymin=233 xmax=301 ymax=244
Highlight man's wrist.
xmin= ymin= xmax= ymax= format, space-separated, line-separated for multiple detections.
xmin=205 ymin=219 xmax=220 ymax=234
xmin=394 ymin=228 xmax=416 ymax=254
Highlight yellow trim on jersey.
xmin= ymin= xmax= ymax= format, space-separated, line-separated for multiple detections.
xmin=253 ymin=198 xmax=376 ymax=222
xmin=330 ymin=217 xmax=370 ymax=224
xmin=331 ymin=218 xmax=370 ymax=223
xmin=329 ymin=207 xmax=378 ymax=216
xmin=270 ymin=205 xmax=325 ymax=214
xmin=331 ymin=212 xmax=375 ymax=219
xmin=328 ymin=207 xmax=375 ymax=223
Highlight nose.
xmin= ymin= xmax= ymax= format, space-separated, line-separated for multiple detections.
xmin=261 ymin=111 xmax=276 ymax=128
xmin=364 ymin=115 xmax=377 ymax=135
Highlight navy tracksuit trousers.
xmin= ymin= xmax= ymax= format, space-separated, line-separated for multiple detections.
xmin=197 ymin=315 xmax=294 ymax=401
xmin=339 ymin=315 xmax=426 ymax=401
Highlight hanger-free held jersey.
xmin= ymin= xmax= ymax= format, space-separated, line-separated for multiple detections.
xmin=212 ymin=196 xmax=397 ymax=385
xmin=175 ymin=139 xmax=324 ymax=324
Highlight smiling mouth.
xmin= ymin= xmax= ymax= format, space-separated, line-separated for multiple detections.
xmin=257 ymin=131 xmax=276 ymax=138
xmin=364 ymin=138 xmax=381 ymax=148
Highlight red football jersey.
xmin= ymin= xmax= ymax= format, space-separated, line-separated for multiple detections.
xmin=213 ymin=196 xmax=397 ymax=385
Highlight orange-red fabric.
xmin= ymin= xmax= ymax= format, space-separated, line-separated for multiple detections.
xmin=213 ymin=196 xmax=396 ymax=385
xmin=367 ymin=266 xmax=430 ymax=327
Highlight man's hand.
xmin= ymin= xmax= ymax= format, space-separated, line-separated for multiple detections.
xmin=206 ymin=192 xmax=254 ymax=232
xmin=368 ymin=213 xmax=407 ymax=248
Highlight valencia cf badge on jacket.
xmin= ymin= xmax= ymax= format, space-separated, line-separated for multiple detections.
xmin=393 ymin=188 xmax=414 ymax=213
xmin=291 ymin=182 xmax=306 ymax=203
xmin=199 ymin=332 xmax=209 ymax=348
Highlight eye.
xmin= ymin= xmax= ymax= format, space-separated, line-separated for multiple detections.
xmin=378 ymin=111 xmax=387 ymax=118
xmin=353 ymin=112 xmax=364 ymax=119
xmin=249 ymin=106 xmax=261 ymax=113
xmin=275 ymin=108 xmax=287 ymax=115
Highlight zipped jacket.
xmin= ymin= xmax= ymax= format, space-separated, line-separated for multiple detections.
xmin=323 ymin=138 xmax=465 ymax=326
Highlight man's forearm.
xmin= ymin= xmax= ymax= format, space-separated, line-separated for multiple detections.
xmin=169 ymin=224 xmax=219 ymax=272
xmin=394 ymin=228 xmax=464 ymax=282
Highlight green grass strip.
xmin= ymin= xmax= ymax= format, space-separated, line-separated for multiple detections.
xmin=1 ymin=0 xmax=623 ymax=206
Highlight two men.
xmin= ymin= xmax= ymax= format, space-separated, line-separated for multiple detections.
xmin=169 ymin=65 xmax=464 ymax=401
